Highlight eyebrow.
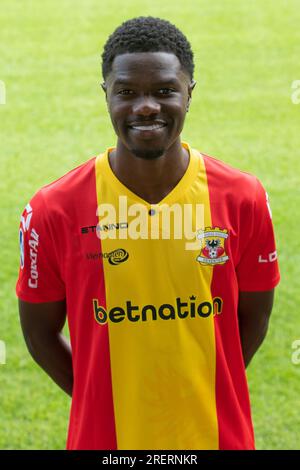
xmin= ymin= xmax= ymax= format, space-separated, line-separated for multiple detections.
xmin=113 ymin=78 xmax=180 ymax=87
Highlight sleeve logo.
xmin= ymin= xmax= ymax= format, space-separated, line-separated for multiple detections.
xmin=19 ymin=202 xmax=33 ymax=269
xmin=20 ymin=203 xmax=33 ymax=232
xmin=258 ymin=250 xmax=277 ymax=263
xmin=266 ymin=192 xmax=272 ymax=219
xmin=19 ymin=228 xmax=25 ymax=269
xmin=196 ymin=227 xmax=229 ymax=266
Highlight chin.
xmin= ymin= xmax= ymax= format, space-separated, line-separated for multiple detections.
xmin=130 ymin=147 xmax=166 ymax=160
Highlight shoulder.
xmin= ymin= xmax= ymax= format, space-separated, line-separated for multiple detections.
xmin=29 ymin=156 xmax=97 ymax=214
xmin=40 ymin=156 xmax=96 ymax=199
xmin=200 ymin=152 xmax=259 ymax=190
xmin=197 ymin=151 xmax=263 ymax=204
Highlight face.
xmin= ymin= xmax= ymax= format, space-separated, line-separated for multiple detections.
xmin=102 ymin=52 xmax=196 ymax=159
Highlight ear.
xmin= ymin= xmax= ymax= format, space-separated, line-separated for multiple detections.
xmin=101 ymin=82 xmax=107 ymax=101
xmin=186 ymin=80 xmax=197 ymax=112
xmin=188 ymin=79 xmax=197 ymax=97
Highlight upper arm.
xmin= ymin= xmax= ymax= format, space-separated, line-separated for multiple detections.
xmin=238 ymin=289 xmax=275 ymax=323
xmin=237 ymin=289 xmax=275 ymax=367
xmin=235 ymin=178 xmax=279 ymax=349
xmin=19 ymin=299 xmax=67 ymax=348
xmin=16 ymin=192 xmax=65 ymax=303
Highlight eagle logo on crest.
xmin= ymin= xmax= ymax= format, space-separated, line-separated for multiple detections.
xmin=196 ymin=227 xmax=229 ymax=266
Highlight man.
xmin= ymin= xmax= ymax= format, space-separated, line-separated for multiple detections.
xmin=16 ymin=16 xmax=280 ymax=450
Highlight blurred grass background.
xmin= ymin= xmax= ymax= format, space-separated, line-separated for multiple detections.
xmin=0 ymin=0 xmax=299 ymax=449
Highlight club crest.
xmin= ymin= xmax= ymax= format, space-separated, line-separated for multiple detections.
xmin=196 ymin=227 xmax=229 ymax=266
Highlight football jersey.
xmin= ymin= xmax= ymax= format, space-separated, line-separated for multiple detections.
xmin=16 ymin=141 xmax=280 ymax=450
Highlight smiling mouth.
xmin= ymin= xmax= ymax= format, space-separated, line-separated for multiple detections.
xmin=130 ymin=123 xmax=167 ymax=131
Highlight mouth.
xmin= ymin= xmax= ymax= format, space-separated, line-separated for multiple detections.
xmin=128 ymin=120 xmax=167 ymax=130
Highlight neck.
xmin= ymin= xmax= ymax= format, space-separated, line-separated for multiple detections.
xmin=108 ymin=138 xmax=190 ymax=204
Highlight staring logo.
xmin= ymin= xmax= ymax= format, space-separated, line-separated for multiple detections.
xmin=81 ymin=222 xmax=128 ymax=234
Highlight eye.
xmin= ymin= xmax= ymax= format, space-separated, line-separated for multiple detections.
xmin=117 ymin=89 xmax=134 ymax=95
xmin=158 ymin=88 xmax=175 ymax=95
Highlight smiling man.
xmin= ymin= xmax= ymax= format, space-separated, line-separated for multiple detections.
xmin=103 ymin=50 xmax=194 ymax=172
xmin=16 ymin=17 xmax=280 ymax=450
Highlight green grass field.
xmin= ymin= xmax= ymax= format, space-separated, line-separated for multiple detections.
xmin=1 ymin=0 xmax=300 ymax=449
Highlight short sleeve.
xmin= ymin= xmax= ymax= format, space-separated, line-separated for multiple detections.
xmin=236 ymin=178 xmax=280 ymax=291
xmin=16 ymin=190 xmax=66 ymax=302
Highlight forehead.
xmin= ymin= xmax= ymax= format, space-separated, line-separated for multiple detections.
xmin=108 ymin=51 xmax=188 ymax=85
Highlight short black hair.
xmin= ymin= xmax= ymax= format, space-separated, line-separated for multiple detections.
xmin=101 ymin=16 xmax=194 ymax=81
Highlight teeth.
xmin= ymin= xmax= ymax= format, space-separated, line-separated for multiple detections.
xmin=131 ymin=124 xmax=165 ymax=131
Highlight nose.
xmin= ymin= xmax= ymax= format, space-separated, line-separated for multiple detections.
xmin=132 ymin=95 xmax=161 ymax=115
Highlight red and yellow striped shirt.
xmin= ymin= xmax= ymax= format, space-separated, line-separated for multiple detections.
xmin=16 ymin=141 xmax=280 ymax=449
